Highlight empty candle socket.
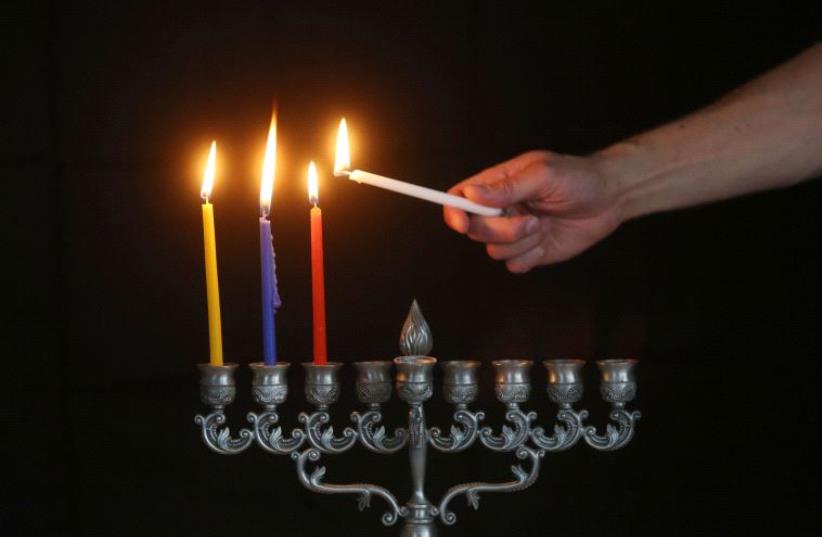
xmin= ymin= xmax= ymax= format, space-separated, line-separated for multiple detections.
xmin=491 ymin=360 xmax=533 ymax=405
xmin=596 ymin=359 xmax=638 ymax=406
xmin=543 ymin=359 xmax=585 ymax=407
xmin=354 ymin=361 xmax=394 ymax=407
xmin=440 ymin=360 xmax=481 ymax=407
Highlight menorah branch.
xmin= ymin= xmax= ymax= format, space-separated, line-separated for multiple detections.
xmin=292 ymin=448 xmax=407 ymax=526
xmin=437 ymin=445 xmax=544 ymax=526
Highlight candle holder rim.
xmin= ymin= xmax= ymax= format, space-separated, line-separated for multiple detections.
xmin=440 ymin=359 xmax=481 ymax=368
xmin=596 ymin=358 xmax=639 ymax=367
xmin=543 ymin=358 xmax=586 ymax=366
xmin=302 ymin=361 xmax=344 ymax=370
xmin=491 ymin=359 xmax=533 ymax=368
xmin=393 ymin=355 xmax=437 ymax=366
xmin=197 ymin=362 xmax=239 ymax=371
xmin=353 ymin=360 xmax=394 ymax=368
xmin=249 ymin=361 xmax=291 ymax=369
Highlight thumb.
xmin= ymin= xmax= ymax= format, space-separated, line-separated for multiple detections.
xmin=462 ymin=162 xmax=548 ymax=207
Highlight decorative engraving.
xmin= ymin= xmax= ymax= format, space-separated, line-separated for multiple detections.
xmin=546 ymin=383 xmax=583 ymax=405
xmin=193 ymin=411 xmax=254 ymax=455
xmin=399 ymin=300 xmax=433 ymax=356
xmin=200 ymin=386 xmax=236 ymax=407
xmin=351 ymin=410 xmax=408 ymax=453
xmin=252 ymin=385 xmax=288 ymax=406
xmin=397 ymin=382 xmax=433 ymax=404
xmin=438 ymin=446 xmax=544 ymax=525
xmin=494 ymin=383 xmax=530 ymax=404
xmin=408 ymin=405 xmax=427 ymax=448
xmin=292 ymin=448 xmax=407 ymax=526
xmin=356 ymin=382 xmax=392 ymax=405
xmin=443 ymin=384 xmax=479 ymax=405
xmin=600 ymin=382 xmax=636 ymax=404
xmin=306 ymin=384 xmax=340 ymax=407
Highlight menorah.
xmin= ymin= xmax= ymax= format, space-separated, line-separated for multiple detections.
xmin=194 ymin=301 xmax=640 ymax=536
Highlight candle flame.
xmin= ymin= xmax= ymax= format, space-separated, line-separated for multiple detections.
xmin=260 ymin=109 xmax=277 ymax=216
xmin=334 ymin=118 xmax=350 ymax=176
xmin=200 ymin=141 xmax=217 ymax=201
xmin=308 ymin=161 xmax=319 ymax=205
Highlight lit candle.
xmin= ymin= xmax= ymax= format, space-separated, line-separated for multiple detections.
xmin=333 ymin=118 xmax=502 ymax=216
xmin=200 ymin=141 xmax=223 ymax=366
xmin=308 ymin=161 xmax=328 ymax=364
xmin=259 ymin=110 xmax=282 ymax=365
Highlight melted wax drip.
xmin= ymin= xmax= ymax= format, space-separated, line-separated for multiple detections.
xmin=399 ymin=299 xmax=433 ymax=356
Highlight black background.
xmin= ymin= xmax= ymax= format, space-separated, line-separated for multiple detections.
xmin=3 ymin=2 xmax=820 ymax=536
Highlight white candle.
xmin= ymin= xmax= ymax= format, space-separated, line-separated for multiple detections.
xmin=333 ymin=118 xmax=503 ymax=217
xmin=335 ymin=169 xmax=503 ymax=217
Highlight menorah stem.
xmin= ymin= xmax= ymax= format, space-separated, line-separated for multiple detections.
xmin=395 ymin=355 xmax=439 ymax=537
xmin=402 ymin=402 xmax=437 ymax=536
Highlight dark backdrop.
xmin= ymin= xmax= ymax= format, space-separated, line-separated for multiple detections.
xmin=4 ymin=2 xmax=820 ymax=536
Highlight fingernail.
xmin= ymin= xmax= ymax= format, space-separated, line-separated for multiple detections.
xmin=525 ymin=217 xmax=539 ymax=234
xmin=464 ymin=184 xmax=489 ymax=198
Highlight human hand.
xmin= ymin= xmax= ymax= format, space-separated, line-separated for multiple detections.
xmin=444 ymin=151 xmax=624 ymax=273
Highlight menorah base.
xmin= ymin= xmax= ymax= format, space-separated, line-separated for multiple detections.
xmin=400 ymin=520 xmax=437 ymax=537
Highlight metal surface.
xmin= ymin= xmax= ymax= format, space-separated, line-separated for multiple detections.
xmin=194 ymin=301 xmax=642 ymax=535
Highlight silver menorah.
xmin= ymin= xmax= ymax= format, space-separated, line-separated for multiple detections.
xmin=194 ymin=300 xmax=640 ymax=537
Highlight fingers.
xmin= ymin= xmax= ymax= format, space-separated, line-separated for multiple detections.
xmin=462 ymin=160 xmax=548 ymax=208
xmin=443 ymin=204 xmax=470 ymax=234
xmin=505 ymin=247 xmax=545 ymax=274
xmin=486 ymin=232 xmax=543 ymax=261
xmin=466 ymin=214 xmax=539 ymax=243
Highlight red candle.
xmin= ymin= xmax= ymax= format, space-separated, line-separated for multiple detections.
xmin=308 ymin=161 xmax=328 ymax=364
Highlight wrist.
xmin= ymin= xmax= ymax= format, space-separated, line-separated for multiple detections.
xmin=591 ymin=140 xmax=649 ymax=224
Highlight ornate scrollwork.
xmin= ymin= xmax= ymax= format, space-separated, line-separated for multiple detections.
xmin=530 ymin=408 xmax=588 ymax=452
xmin=600 ymin=382 xmax=637 ymax=404
xmin=430 ymin=409 xmax=485 ymax=453
xmin=583 ymin=408 xmax=641 ymax=451
xmin=194 ymin=411 xmax=254 ymax=455
xmin=292 ymin=448 xmax=407 ymax=526
xmin=299 ymin=411 xmax=358 ymax=454
xmin=247 ymin=411 xmax=305 ymax=454
xmin=351 ymin=409 xmax=408 ymax=454
xmin=437 ymin=445 xmax=544 ymax=525
xmin=479 ymin=408 xmax=536 ymax=452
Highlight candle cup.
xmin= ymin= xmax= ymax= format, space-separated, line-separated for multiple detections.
xmin=440 ymin=360 xmax=481 ymax=407
xmin=303 ymin=362 xmax=342 ymax=409
xmin=197 ymin=363 xmax=238 ymax=410
xmin=543 ymin=359 xmax=586 ymax=408
xmin=596 ymin=359 xmax=638 ymax=407
xmin=394 ymin=356 xmax=437 ymax=404
xmin=250 ymin=362 xmax=290 ymax=410
xmin=491 ymin=360 xmax=533 ymax=405
xmin=353 ymin=361 xmax=394 ymax=407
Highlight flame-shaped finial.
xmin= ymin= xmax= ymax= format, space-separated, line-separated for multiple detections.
xmin=399 ymin=299 xmax=433 ymax=356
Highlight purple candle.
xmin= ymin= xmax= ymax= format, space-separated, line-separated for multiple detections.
xmin=260 ymin=216 xmax=281 ymax=364
xmin=259 ymin=109 xmax=281 ymax=365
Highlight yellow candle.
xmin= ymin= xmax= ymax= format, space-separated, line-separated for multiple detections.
xmin=201 ymin=141 xmax=223 ymax=365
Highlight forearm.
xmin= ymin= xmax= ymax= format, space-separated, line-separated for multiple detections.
xmin=596 ymin=43 xmax=822 ymax=221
